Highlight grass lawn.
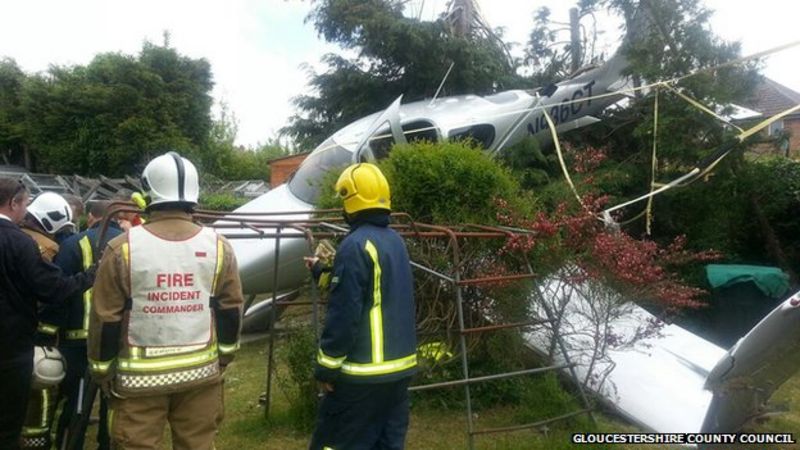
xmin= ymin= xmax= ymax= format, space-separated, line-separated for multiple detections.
xmin=213 ymin=339 xmax=800 ymax=450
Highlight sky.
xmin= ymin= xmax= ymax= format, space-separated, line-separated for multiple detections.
xmin=1 ymin=0 xmax=798 ymax=148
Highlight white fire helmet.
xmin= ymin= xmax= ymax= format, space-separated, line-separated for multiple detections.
xmin=140 ymin=152 xmax=200 ymax=207
xmin=32 ymin=346 xmax=66 ymax=389
xmin=28 ymin=192 xmax=74 ymax=234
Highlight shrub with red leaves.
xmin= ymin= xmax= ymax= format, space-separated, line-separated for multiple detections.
xmin=494 ymin=146 xmax=720 ymax=312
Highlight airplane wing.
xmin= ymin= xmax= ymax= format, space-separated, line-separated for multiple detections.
xmin=525 ymin=276 xmax=726 ymax=433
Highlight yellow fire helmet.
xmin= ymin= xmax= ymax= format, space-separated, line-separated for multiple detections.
xmin=335 ymin=163 xmax=391 ymax=214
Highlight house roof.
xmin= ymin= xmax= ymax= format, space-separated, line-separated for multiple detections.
xmin=741 ymin=78 xmax=800 ymax=117
xmin=267 ymin=151 xmax=311 ymax=164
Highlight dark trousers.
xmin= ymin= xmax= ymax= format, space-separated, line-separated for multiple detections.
xmin=0 ymin=354 xmax=33 ymax=450
xmin=21 ymin=386 xmax=56 ymax=449
xmin=55 ymin=345 xmax=110 ymax=450
xmin=310 ymin=378 xmax=410 ymax=450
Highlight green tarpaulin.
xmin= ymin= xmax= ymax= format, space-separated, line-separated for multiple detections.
xmin=705 ymin=264 xmax=790 ymax=299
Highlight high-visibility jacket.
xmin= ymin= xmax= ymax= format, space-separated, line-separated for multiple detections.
xmin=315 ymin=212 xmax=417 ymax=384
xmin=87 ymin=212 xmax=244 ymax=397
xmin=39 ymin=222 xmax=123 ymax=345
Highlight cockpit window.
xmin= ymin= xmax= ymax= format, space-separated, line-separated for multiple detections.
xmin=403 ymin=120 xmax=438 ymax=144
xmin=361 ymin=120 xmax=439 ymax=162
xmin=366 ymin=126 xmax=395 ymax=161
xmin=448 ymin=124 xmax=496 ymax=149
xmin=288 ymin=138 xmax=352 ymax=205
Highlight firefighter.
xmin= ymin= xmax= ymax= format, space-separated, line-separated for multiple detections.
xmin=88 ymin=152 xmax=244 ymax=450
xmin=43 ymin=200 xmax=123 ymax=449
xmin=308 ymin=163 xmax=417 ymax=450
xmin=20 ymin=192 xmax=73 ymax=261
xmin=20 ymin=192 xmax=75 ymax=450
xmin=0 ymin=180 xmax=94 ymax=450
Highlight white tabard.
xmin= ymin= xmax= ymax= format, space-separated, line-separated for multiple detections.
xmin=127 ymin=226 xmax=218 ymax=348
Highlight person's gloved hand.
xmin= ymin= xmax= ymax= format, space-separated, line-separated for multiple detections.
xmin=83 ymin=263 xmax=98 ymax=285
xmin=91 ymin=368 xmax=115 ymax=398
xmin=303 ymin=256 xmax=320 ymax=271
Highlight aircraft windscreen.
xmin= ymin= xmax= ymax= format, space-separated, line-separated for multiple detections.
xmin=288 ymin=140 xmax=352 ymax=204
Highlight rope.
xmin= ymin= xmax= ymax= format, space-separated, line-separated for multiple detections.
xmin=646 ymin=88 xmax=659 ymax=236
xmin=601 ymin=102 xmax=800 ymax=219
xmin=662 ymin=83 xmax=744 ymax=132
xmin=542 ymin=107 xmax=584 ymax=208
xmin=737 ymin=103 xmax=800 ymax=142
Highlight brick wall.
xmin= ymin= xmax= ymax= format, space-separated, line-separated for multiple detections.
xmin=269 ymin=153 xmax=309 ymax=188
xmin=786 ymin=117 xmax=800 ymax=159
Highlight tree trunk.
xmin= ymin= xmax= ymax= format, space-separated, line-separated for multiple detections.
xmin=570 ymin=8 xmax=581 ymax=73
xmin=23 ymin=144 xmax=32 ymax=171
xmin=750 ymin=195 xmax=798 ymax=284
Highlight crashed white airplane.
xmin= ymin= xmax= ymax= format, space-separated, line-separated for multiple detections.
xmin=219 ymin=9 xmax=800 ymax=436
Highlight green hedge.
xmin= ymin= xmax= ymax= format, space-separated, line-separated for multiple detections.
xmin=198 ymin=193 xmax=250 ymax=211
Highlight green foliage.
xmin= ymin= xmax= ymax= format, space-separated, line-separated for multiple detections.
xmin=198 ymin=193 xmax=250 ymax=212
xmin=283 ymin=0 xmax=526 ymax=149
xmin=414 ymin=330 xmax=596 ymax=439
xmin=312 ymin=168 xmax=345 ymax=211
xmin=384 ymin=141 xmax=528 ymax=223
xmin=654 ymin=156 xmax=800 ymax=277
xmin=0 ymin=58 xmax=26 ymax=166
xmin=746 ymin=156 xmax=800 ymax=217
xmin=276 ymin=327 xmax=318 ymax=432
xmin=13 ymin=41 xmax=212 ymax=176
xmin=498 ymin=137 xmax=555 ymax=190
xmin=222 ymin=144 xmax=287 ymax=181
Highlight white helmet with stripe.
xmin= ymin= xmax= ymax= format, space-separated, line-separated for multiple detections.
xmin=140 ymin=152 xmax=200 ymax=207
xmin=32 ymin=346 xmax=66 ymax=389
xmin=28 ymin=192 xmax=74 ymax=234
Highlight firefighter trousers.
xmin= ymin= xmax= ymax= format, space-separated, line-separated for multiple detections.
xmin=107 ymin=380 xmax=223 ymax=450
xmin=21 ymin=386 xmax=57 ymax=449
xmin=309 ymin=378 xmax=411 ymax=450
